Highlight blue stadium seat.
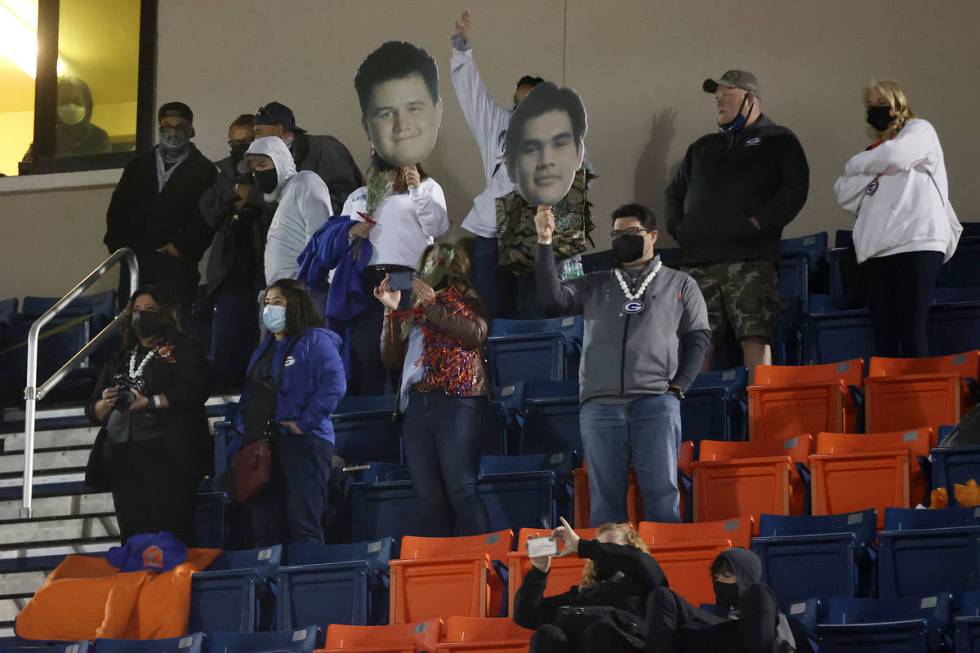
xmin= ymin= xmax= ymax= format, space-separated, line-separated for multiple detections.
xmin=779 ymin=232 xmax=828 ymax=276
xmin=484 ymin=332 xmax=566 ymax=386
xmin=194 ymin=492 xmax=228 ymax=548
xmin=817 ymin=594 xmax=951 ymax=653
xmin=773 ymin=254 xmax=808 ymax=365
xmin=479 ymin=452 xmax=575 ymax=531
xmin=354 ymin=462 xmax=411 ymax=484
xmin=189 ymin=546 xmax=283 ymax=634
xmin=878 ymin=507 xmax=980 ymax=599
xmin=954 ymin=590 xmax=980 ymax=653
xmin=349 ymin=478 xmax=419 ymax=541
xmin=205 ymin=628 xmax=318 ymax=653
xmin=94 ymin=633 xmax=204 ymax=652
xmin=519 ymin=381 xmax=582 ymax=457
xmin=783 ymin=598 xmax=821 ymax=653
xmin=0 ymin=643 xmax=90 ymax=653
xmin=932 ymin=445 xmax=980 ymax=508
xmin=928 ymin=287 xmax=980 ymax=356
xmin=276 ymin=539 xmax=394 ymax=630
xmin=939 ymin=236 xmax=980 ymax=287
xmin=490 ymin=316 xmax=584 ymax=382
xmin=834 ymin=229 xmax=853 ymax=249
xmin=331 ymin=395 xmax=401 ymax=464
xmin=801 ymin=295 xmax=875 ymax=364
xmin=752 ymin=510 xmax=877 ymax=603
xmin=681 ymin=368 xmax=748 ymax=443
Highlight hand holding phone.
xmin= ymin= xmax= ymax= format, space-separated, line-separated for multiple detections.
xmin=387 ymin=271 xmax=416 ymax=292
xmin=528 ymin=536 xmax=558 ymax=573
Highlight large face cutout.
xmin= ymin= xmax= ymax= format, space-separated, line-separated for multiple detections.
xmin=507 ymin=83 xmax=587 ymax=207
xmin=356 ymin=42 xmax=442 ymax=168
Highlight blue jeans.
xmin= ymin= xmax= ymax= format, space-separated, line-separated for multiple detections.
xmin=401 ymin=390 xmax=492 ymax=536
xmin=579 ymin=394 xmax=682 ymax=525
xmin=248 ymin=432 xmax=334 ymax=545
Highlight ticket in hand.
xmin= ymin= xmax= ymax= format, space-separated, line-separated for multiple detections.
xmin=527 ymin=536 xmax=558 ymax=558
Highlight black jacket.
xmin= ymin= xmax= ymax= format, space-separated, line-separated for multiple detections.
xmin=292 ymin=132 xmax=365 ymax=214
xmin=665 ymin=115 xmax=809 ymax=264
xmin=513 ymin=539 xmax=668 ymax=631
xmin=105 ymin=144 xmax=217 ymax=264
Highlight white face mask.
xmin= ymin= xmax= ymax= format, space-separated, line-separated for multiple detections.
xmin=57 ymin=103 xmax=86 ymax=126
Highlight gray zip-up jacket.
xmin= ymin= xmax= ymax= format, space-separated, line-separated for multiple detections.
xmin=536 ymin=247 xmax=710 ymax=403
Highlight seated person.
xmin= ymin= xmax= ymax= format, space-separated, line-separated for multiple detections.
xmin=514 ymin=518 xmax=667 ymax=653
xmin=646 ymin=548 xmax=796 ymax=653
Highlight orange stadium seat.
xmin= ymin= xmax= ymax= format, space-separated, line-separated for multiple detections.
xmin=435 ymin=616 xmax=534 ymax=652
xmin=507 ymin=527 xmax=599 ymax=615
xmin=693 ymin=435 xmax=813 ymax=524
xmin=638 ymin=517 xmax=753 ymax=606
xmin=389 ymin=531 xmax=513 ymax=624
xmin=320 ymin=620 xmax=442 ymax=653
xmin=865 ymin=351 xmax=979 ymax=434
xmin=810 ymin=429 xmax=933 ymax=527
xmin=748 ymin=359 xmax=863 ymax=441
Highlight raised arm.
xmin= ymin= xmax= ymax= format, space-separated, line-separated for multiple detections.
xmin=534 ymin=207 xmax=586 ymax=315
xmin=409 ymin=177 xmax=450 ymax=239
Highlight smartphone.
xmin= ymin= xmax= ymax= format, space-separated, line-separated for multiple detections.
xmin=388 ymin=271 xmax=416 ymax=292
xmin=527 ymin=536 xmax=558 ymax=558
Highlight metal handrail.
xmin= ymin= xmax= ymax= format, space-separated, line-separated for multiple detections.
xmin=21 ymin=248 xmax=139 ymax=518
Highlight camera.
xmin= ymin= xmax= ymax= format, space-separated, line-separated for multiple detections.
xmin=112 ymin=386 xmax=137 ymax=414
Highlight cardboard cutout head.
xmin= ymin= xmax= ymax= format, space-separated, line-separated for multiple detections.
xmin=355 ymin=41 xmax=443 ymax=168
xmin=505 ymin=82 xmax=587 ymax=207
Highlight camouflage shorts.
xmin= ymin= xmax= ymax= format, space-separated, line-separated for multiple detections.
xmin=682 ymin=260 xmax=779 ymax=343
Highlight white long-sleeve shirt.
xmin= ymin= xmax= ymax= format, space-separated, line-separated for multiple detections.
xmin=342 ymin=177 xmax=450 ymax=268
xmin=833 ymin=118 xmax=962 ymax=264
xmin=451 ymin=47 xmax=517 ymax=238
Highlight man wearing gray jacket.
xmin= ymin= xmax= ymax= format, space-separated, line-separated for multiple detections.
xmin=535 ymin=202 xmax=710 ymax=525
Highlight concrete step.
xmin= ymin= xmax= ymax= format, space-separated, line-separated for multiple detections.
xmin=0 ymin=471 xmax=84 ymax=490
xmin=0 ymin=513 xmax=118 ymax=547
xmin=0 ymin=596 xmax=28 ymax=625
xmin=2 ymin=426 xmax=99 ymax=452
xmin=0 ymin=490 xmax=112 ymax=521
xmin=0 ymin=447 xmax=90 ymax=476
xmin=0 ymin=569 xmax=45 ymax=596
xmin=0 ymin=540 xmax=113 ymax=562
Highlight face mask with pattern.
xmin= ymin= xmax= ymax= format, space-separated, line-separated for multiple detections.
xmin=421 ymin=245 xmax=456 ymax=290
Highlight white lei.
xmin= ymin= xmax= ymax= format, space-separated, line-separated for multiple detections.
xmin=128 ymin=348 xmax=155 ymax=381
xmin=614 ymin=259 xmax=662 ymax=301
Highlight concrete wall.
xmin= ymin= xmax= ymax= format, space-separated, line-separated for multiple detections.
xmin=1 ymin=0 xmax=977 ymax=301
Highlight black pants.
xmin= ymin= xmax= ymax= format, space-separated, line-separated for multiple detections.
xmin=347 ymin=267 xmax=409 ymax=396
xmin=862 ymin=250 xmax=944 ymax=358
xmin=107 ymin=437 xmax=199 ymax=545
xmin=247 ymin=433 xmax=334 ymax=546
xmin=531 ymin=622 xmax=643 ymax=653
xmin=645 ymin=584 xmax=779 ymax=653
xmin=401 ymin=390 xmax=491 ymax=537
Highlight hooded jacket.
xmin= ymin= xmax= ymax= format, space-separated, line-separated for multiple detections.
xmin=247 ymin=136 xmax=333 ymax=284
xmin=833 ymin=118 xmax=962 ymax=265
xmin=291 ymin=131 xmax=364 ymax=215
xmin=713 ymin=548 xmax=795 ymax=651
xmin=665 ymin=115 xmax=809 ymax=264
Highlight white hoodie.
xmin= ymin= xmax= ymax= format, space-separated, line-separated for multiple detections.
xmin=246 ymin=136 xmax=333 ymax=284
xmin=834 ymin=118 xmax=962 ymax=264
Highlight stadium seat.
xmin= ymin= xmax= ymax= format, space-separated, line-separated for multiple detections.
xmin=0 ymin=643 xmax=90 ymax=653
xmin=484 ymin=330 xmax=566 ymax=387
xmin=773 ymin=253 xmax=809 ymax=365
xmin=817 ymin=594 xmax=951 ymax=653
xmin=479 ymin=452 xmax=574 ymax=533
xmin=331 ymin=395 xmax=402 ymax=465
xmin=388 ymin=530 xmax=513 ymax=624
xmin=955 ymin=589 xmax=980 ymax=653
xmin=779 ymin=232 xmax=828 ymax=278
xmin=572 ymin=441 xmax=695 ymax=527
xmin=321 ymin=620 xmax=441 ymax=652
xmin=506 ymin=527 xmax=599 ymax=616
xmin=434 ymin=616 xmax=533 ymax=652
xmin=638 ymin=517 xmax=753 ymax=606
xmin=748 ymin=359 xmax=863 ymax=441
xmin=809 ymin=429 xmax=933 ymax=526
xmin=682 ymin=368 xmax=749 ymax=443
xmin=518 ymin=381 xmax=582 ymax=457
xmin=877 ymin=507 xmax=980 ymax=598
xmin=194 ymin=492 xmax=229 ymax=549
xmin=693 ymin=435 xmax=813 ymax=523
xmin=751 ymin=510 xmax=876 ymax=602
xmin=801 ymin=295 xmax=875 ymax=365
xmin=206 ymin=628 xmax=318 ymax=653
xmin=932 ymin=442 xmax=980 ymax=508
xmin=929 ymin=288 xmax=980 ymax=356
xmin=189 ymin=546 xmax=283 ymax=633
xmin=939 ymin=235 xmax=980 ymax=287
xmin=864 ymin=352 xmax=980 ymax=433
xmin=276 ymin=539 xmax=394 ymax=630
xmin=94 ymin=634 xmax=204 ymax=652
xmin=490 ymin=316 xmax=584 ymax=382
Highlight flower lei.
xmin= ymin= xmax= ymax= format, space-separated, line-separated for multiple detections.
xmin=391 ymin=287 xmax=481 ymax=396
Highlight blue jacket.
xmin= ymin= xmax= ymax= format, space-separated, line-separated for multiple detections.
xmin=296 ymin=215 xmax=372 ymax=322
xmin=234 ymin=327 xmax=346 ymax=444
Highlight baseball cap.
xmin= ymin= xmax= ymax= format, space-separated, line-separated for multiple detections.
xmin=158 ymin=101 xmax=193 ymax=123
xmin=702 ymin=70 xmax=761 ymax=98
xmin=255 ymin=101 xmax=307 ymax=134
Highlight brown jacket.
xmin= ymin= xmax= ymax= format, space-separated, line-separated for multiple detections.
xmin=380 ymin=289 xmax=490 ymax=398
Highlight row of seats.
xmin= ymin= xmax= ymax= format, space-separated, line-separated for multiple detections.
xmin=750 ymin=351 xmax=979 ymax=440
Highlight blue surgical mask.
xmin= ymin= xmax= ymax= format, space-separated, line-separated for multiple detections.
xmin=719 ymin=93 xmax=752 ymax=135
xmin=262 ymin=304 xmax=287 ymax=333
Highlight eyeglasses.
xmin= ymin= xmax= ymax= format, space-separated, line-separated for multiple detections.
xmin=610 ymin=227 xmax=649 ymax=239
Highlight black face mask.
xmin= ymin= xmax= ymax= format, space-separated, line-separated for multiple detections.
xmin=253 ymin=168 xmax=279 ymax=194
xmin=230 ymin=143 xmax=250 ymax=162
xmin=866 ymin=105 xmax=893 ymax=132
xmin=132 ymin=311 xmax=171 ymax=340
xmin=612 ymin=234 xmax=645 ymax=264
xmin=713 ymin=580 xmax=740 ymax=610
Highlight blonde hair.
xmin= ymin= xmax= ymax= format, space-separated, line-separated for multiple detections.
xmin=863 ymin=79 xmax=916 ymax=137
xmin=578 ymin=523 xmax=649 ymax=589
